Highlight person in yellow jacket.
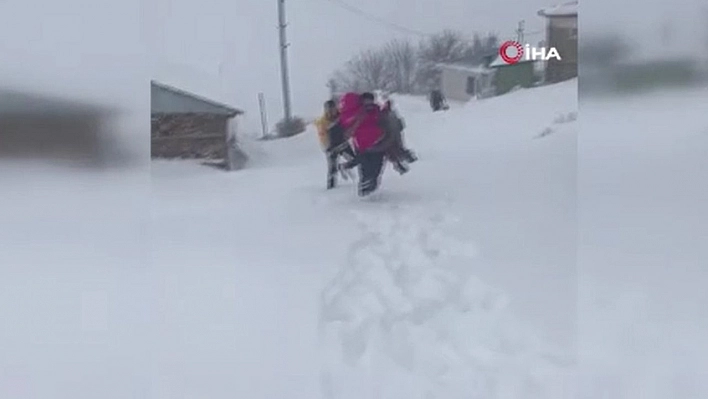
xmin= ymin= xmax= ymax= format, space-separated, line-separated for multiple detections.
xmin=315 ymin=99 xmax=355 ymax=189
xmin=314 ymin=100 xmax=335 ymax=150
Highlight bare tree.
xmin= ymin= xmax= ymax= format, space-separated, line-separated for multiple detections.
xmin=326 ymin=78 xmax=338 ymax=98
xmin=418 ymin=30 xmax=470 ymax=63
xmin=352 ymin=48 xmax=390 ymax=91
xmin=381 ymin=39 xmax=418 ymax=94
xmin=330 ymin=69 xmax=358 ymax=91
xmin=331 ymin=48 xmax=390 ymax=92
xmin=329 ymin=29 xmax=499 ymax=95
xmin=415 ymin=30 xmax=471 ymax=91
xmin=462 ymin=32 xmax=499 ymax=65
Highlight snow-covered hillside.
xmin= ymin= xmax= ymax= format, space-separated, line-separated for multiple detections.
xmin=577 ymin=87 xmax=708 ymax=398
xmin=150 ymin=80 xmax=579 ymax=398
xmin=4 ymin=78 xmax=706 ymax=398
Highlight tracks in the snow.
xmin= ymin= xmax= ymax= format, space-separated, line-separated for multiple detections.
xmin=319 ymin=203 xmax=572 ymax=398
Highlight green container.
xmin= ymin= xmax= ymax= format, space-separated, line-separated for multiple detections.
xmin=492 ymin=62 xmax=536 ymax=95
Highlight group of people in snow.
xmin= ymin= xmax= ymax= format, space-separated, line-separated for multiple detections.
xmin=314 ymin=91 xmax=417 ymax=197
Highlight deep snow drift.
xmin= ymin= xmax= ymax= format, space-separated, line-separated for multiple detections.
xmin=577 ymin=87 xmax=708 ymax=398
xmin=4 ymin=78 xmax=706 ymax=398
xmin=150 ymin=80 xmax=579 ymax=398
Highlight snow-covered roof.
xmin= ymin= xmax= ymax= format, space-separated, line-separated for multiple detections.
xmin=488 ymin=55 xmax=534 ymax=68
xmin=538 ymin=1 xmax=577 ymax=17
xmin=437 ymin=63 xmax=494 ymax=75
xmin=151 ymin=80 xmax=243 ymax=116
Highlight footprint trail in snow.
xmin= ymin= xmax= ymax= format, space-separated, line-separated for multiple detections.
xmin=319 ymin=203 xmax=573 ymax=399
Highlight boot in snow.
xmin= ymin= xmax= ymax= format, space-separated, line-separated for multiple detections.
xmin=392 ymin=160 xmax=409 ymax=175
xmin=402 ymin=149 xmax=418 ymax=163
xmin=338 ymin=162 xmax=355 ymax=180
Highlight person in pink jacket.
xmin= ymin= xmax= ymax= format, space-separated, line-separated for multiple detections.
xmin=338 ymin=92 xmax=386 ymax=196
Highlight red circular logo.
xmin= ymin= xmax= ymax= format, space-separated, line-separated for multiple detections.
xmin=499 ymin=41 xmax=523 ymax=64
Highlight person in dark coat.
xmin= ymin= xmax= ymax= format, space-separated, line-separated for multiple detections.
xmin=380 ymin=99 xmax=417 ymax=165
xmin=364 ymin=93 xmax=416 ymax=174
xmin=429 ymin=89 xmax=448 ymax=112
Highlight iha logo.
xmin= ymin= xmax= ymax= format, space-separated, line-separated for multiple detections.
xmin=499 ymin=40 xmax=562 ymax=64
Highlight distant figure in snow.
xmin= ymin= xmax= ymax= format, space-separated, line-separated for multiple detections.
xmin=429 ymin=89 xmax=448 ymax=112
xmin=337 ymin=92 xmax=386 ymax=197
xmin=314 ymin=99 xmax=355 ymax=189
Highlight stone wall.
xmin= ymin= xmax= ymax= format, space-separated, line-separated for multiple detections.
xmin=151 ymin=113 xmax=229 ymax=159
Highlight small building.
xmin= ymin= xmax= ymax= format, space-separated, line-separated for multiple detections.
xmin=538 ymin=1 xmax=578 ymax=83
xmin=438 ymin=64 xmax=496 ymax=102
xmin=488 ymin=56 xmax=537 ymax=95
xmin=151 ymin=80 xmax=246 ymax=170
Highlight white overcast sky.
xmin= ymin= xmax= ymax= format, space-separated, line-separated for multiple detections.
xmin=147 ymin=0 xmax=552 ymax=132
xmin=1 ymin=0 xmax=706 ymax=134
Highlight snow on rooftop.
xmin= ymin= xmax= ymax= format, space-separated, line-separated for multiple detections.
xmin=437 ymin=63 xmax=493 ymax=75
xmin=538 ymin=1 xmax=578 ymax=17
xmin=488 ymin=54 xmax=535 ymax=68
xmin=153 ymin=58 xmax=239 ymax=111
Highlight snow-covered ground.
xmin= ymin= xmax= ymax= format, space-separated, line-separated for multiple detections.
xmin=0 ymin=165 xmax=152 ymax=398
xmin=3 ymin=78 xmax=707 ymax=398
xmin=577 ymin=87 xmax=708 ymax=398
xmin=150 ymin=80 xmax=579 ymax=398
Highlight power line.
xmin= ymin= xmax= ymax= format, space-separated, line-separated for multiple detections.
xmin=325 ymin=0 xmax=431 ymax=36
xmin=499 ymin=30 xmax=544 ymax=42
xmin=325 ymin=0 xmax=544 ymax=42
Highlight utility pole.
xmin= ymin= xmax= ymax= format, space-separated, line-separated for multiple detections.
xmin=516 ymin=20 xmax=525 ymax=44
xmin=258 ymin=93 xmax=269 ymax=138
xmin=277 ymin=0 xmax=293 ymax=122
